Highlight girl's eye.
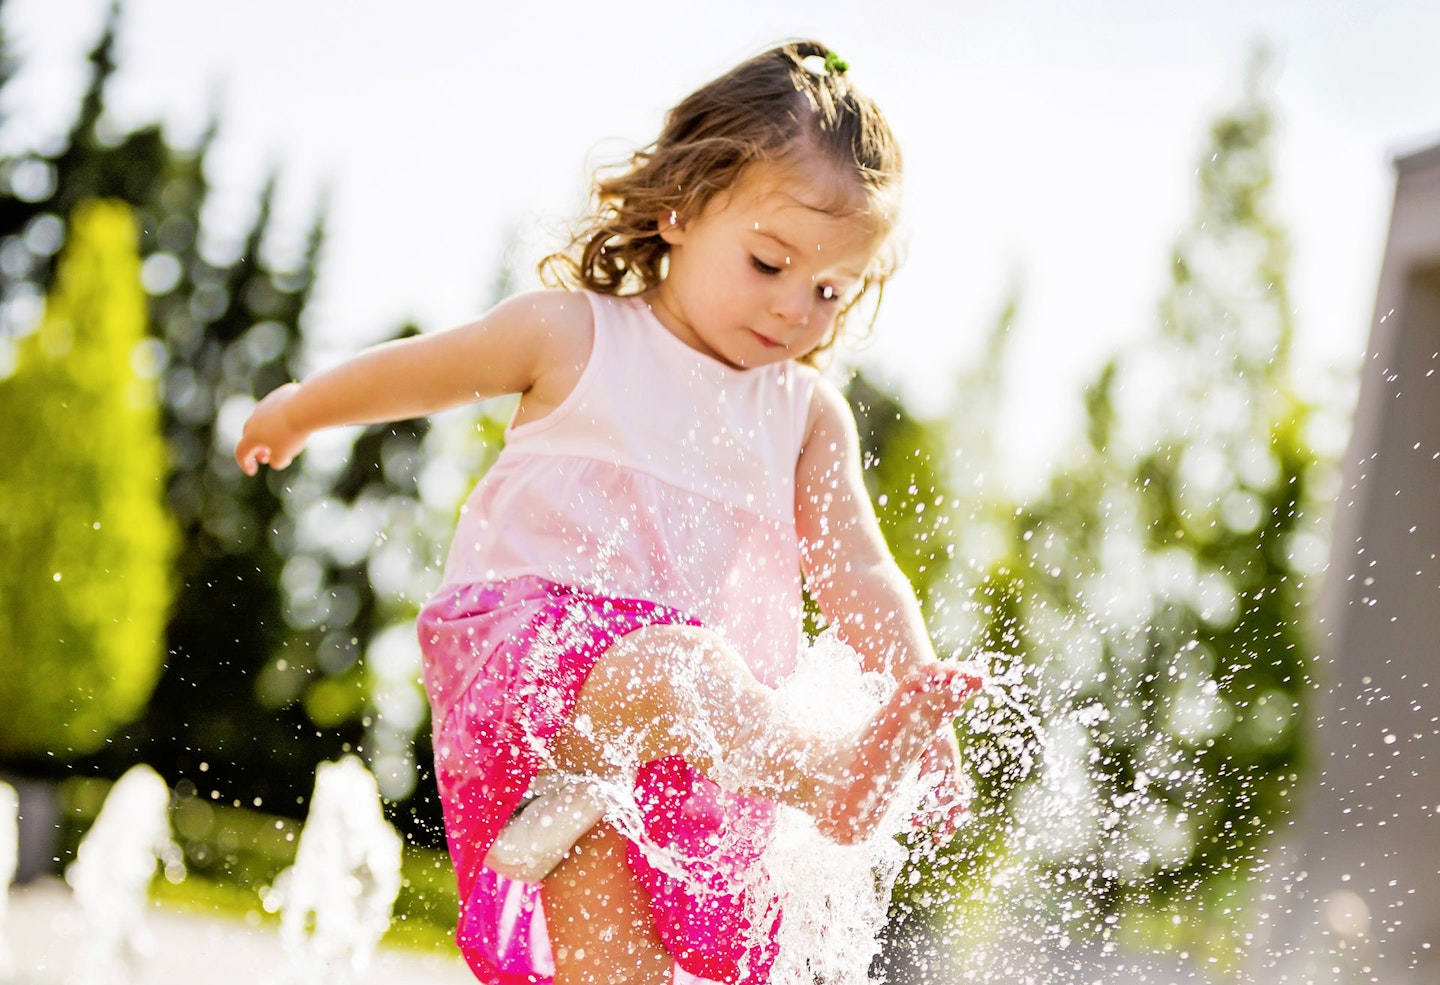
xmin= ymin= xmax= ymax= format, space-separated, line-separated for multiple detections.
xmin=751 ymin=256 xmax=781 ymax=275
xmin=817 ymin=284 xmax=839 ymax=303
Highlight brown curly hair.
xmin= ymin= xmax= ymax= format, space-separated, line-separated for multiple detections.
xmin=539 ymin=40 xmax=903 ymax=363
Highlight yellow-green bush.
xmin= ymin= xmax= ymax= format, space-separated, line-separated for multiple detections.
xmin=0 ymin=199 xmax=176 ymax=760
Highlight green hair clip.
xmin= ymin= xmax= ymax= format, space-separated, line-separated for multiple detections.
xmin=823 ymin=50 xmax=849 ymax=75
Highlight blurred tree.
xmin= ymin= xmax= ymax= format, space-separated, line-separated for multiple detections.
xmin=0 ymin=1 xmax=170 ymax=285
xmin=878 ymin=57 xmax=1322 ymax=976
xmin=125 ymin=175 xmax=345 ymax=818
xmin=272 ymin=335 xmax=433 ymax=806
xmin=0 ymin=198 xmax=175 ymax=760
xmin=935 ymin=288 xmax=1043 ymax=871
xmin=0 ymin=4 xmax=437 ymax=837
xmin=991 ymin=54 xmax=1322 ymax=953
xmin=356 ymin=250 xmax=522 ymax=834
xmin=0 ymin=4 xmax=330 ymax=808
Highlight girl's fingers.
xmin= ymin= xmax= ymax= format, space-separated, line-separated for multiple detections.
xmin=237 ymin=444 xmax=271 ymax=475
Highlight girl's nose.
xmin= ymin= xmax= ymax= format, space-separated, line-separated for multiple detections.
xmin=771 ymin=284 xmax=812 ymax=327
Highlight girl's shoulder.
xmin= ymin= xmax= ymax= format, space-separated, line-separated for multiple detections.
xmin=493 ymin=287 xmax=594 ymax=338
xmin=795 ymin=374 xmax=863 ymax=474
xmin=485 ymin=287 xmax=597 ymax=370
xmin=803 ymin=374 xmax=857 ymax=442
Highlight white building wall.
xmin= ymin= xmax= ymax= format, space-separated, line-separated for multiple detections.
xmin=1263 ymin=142 xmax=1440 ymax=984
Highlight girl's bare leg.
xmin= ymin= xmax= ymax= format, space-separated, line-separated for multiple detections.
xmin=543 ymin=823 xmax=671 ymax=985
xmin=549 ymin=624 xmax=977 ymax=844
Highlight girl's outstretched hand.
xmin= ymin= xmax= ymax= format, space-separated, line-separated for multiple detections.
xmin=235 ymin=382 xmax=308 ymax=475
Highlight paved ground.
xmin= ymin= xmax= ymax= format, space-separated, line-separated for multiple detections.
xmin=2 ymin=878 xmax=477 ymax=984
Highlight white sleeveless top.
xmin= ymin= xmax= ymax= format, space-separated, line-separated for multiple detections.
xmin=441 ymin=290 xmax=820 ymax=686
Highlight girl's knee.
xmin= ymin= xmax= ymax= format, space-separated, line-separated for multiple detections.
xmin=554 ymin=621 xmax=770 ymax=775
xmin=580 ymin=624 xmax=736 ymax=722
xmin=605 ymin=623 xmax=730 ymax=676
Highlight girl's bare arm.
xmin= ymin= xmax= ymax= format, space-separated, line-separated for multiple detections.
xmin=797 ymin=378 xmax=978 ymax=834
xmin=235 ymin=289 xmax=591 ymax=473
xmin=794 ymin=378 xmax=940 ymax=678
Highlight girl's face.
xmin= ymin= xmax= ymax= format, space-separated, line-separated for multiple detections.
xmin=647 ymin=160 xmax=884 ymax=370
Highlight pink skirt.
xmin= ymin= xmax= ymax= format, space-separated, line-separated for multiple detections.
xmin=417 ymin=576 xmax=781 ymax=985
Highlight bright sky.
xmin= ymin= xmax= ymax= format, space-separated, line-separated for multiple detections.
xmin=6 ymin=0 xmax=1439 ymax=487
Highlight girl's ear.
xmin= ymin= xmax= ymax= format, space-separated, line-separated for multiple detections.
xmin=658 ymin=209 xmax=685 ymax=246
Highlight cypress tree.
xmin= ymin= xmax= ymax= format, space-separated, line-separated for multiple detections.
xmin=0 ymin=198 xmax=175 ymax=760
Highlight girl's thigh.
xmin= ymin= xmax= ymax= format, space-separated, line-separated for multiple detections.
xmin=542 ymin=822 xmax=671 ymax=985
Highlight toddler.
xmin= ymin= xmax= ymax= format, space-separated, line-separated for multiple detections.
xmin=237 ymin=40 xmax=981 ymax=985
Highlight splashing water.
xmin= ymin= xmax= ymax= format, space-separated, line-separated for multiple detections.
xmin=576 ymin=631 xmax=1007 ymax=984
xmin=751 ymin=794 xmax=914 ymax=985
xmin=0 ymin=780 xmax=17 ymax=979
xmin=263 ymin=755 xmax=403 ymax=983
xmin=750 ymin=631 xmax=929 ymax=984
xmin=968 ymin=661 xmax=1049 ymax=760
xmin=64 ymin=764 xmax=183 ymax=984
xmin=754 ymin=637 xmax=1056 ymax=984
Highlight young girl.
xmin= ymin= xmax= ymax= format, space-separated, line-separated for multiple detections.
xmin=237 ymin=40 xmax=981 ymax=985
